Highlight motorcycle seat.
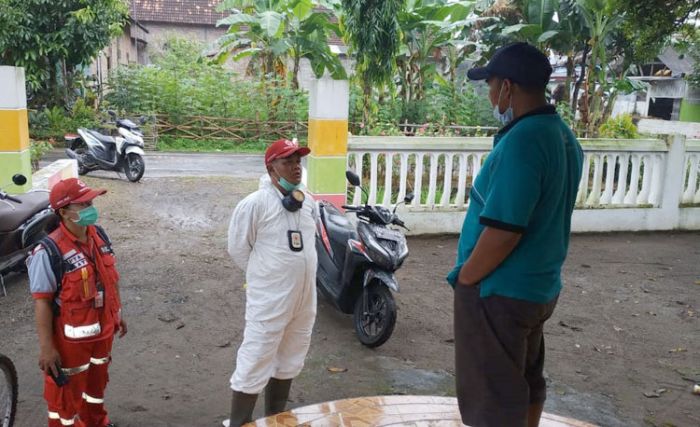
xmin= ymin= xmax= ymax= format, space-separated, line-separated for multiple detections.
xmin=117 ymin=119 xmax=138 ymax=130
xmin=88 ymin=130 xmax=116 ymax=145
xmin=0 ymin=192 xmax=51 ymax=232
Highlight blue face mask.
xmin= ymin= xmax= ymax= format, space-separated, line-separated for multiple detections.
xmin=493 ymin=82 xmax=514 ymax=126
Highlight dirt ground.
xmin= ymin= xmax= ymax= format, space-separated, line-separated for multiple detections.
xmin=1 ymin=175 xmax=698 ymax=427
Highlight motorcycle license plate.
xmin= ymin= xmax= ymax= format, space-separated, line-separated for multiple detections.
xmin=375 ymin=227 xmax=402 ymax=241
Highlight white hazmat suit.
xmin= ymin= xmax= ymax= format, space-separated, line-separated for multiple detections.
xmin=227 ymin=175 xmax=317 ymax=394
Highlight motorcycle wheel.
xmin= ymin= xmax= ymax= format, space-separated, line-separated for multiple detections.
xmin=0 ymin=354 xmax=18 ymax=427
xmin=73 ymin=145 xmax=89 ymax=176
xmin=124 ymin=153 xmax=145 ymax=182
xmin=353 ymin=282 xmax=397 ymax=348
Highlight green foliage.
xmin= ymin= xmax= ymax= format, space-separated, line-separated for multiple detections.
xmin=106 ymin=37 xmax=308 ymax=122
xmin=474 ymin=0 xmax=698 ymax=135
xmin=29 ymin=99 xmax=101 ymax=140
xmin=0 ymin=0 xmax=129 ymax=107
xmin=617 ymin=0 xmax=700 ymax=64
xmin=674 ymin=26 xmax=700 ymax=89
xmin=423 ymin=82 xmax=498 ymax=127
xmin=157 ymin=137 xmax=270 ymax=153
xmin=598 ymin=114 xmax=639 ymax=139
xmin=341 ymin=0 xmax=402 ymax=88
xmin=216 ymin=0 xmax=346 ymax=88
xmin=30 ymin=140 xmax=54 ymax=171
xmin=342 ymin=0 xmax=403 ymax=125
xmin=556 ymin=102 xmax=577 ymax=132
xmin=348 ymin=76 xmax=497 ymax=135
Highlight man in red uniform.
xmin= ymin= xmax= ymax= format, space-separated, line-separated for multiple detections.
xmin=27 ymin=178 xmax=127 ymax=427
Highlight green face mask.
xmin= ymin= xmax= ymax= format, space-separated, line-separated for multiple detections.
xmin=278 ymin=177 xmax=301 ymax=193
xmin=72 ymin=205 xmax=99 ymax=226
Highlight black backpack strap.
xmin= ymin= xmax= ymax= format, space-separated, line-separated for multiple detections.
xmin=93 ymin=225 xmax=112 ymax=251
xmin=38 ymin=236 xmax=66 ymax=315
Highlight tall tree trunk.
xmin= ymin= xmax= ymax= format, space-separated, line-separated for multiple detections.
xmin=362 ymin=78 xmax=371 ymax=134
xmin=292 ymin=55 xmax=301 ymax=91
xmin=571 ymin=43 xmax=590 ymax=115
xmin=585 ymin=42 xmax=603 ymax=137
xmin=48 ymin=60 xmax=59 ymax=108
xmin=62 ymin=59 xmax=71 ymax=107
xmin=563 ymin=53 xmax=574 ymax=105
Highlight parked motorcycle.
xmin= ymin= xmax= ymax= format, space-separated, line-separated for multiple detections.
xmin=0 ymin=175 xmax=57 ymax=296
xmin=0 ymin=353 xmax=17 ymax=427
xmin=65 ymin=111 xmax=146 ymax=182
xmin=315 ymin=171 xmax=413 ymax=348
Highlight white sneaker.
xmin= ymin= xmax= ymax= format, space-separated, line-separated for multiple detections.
xmin=222 ymin=420 xmax=230 ymax=427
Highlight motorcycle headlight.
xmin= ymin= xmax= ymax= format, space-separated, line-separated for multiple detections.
xmin=396 ymin=236 xmax=409 ymax=266
xmin=357 ymin=222 xmax=394 ymax=270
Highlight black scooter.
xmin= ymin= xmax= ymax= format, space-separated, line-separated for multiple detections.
xmin=315 ymin=171 xmax=413 ymax=348
xmin=0 ymin=175 xmax=57 ymax=296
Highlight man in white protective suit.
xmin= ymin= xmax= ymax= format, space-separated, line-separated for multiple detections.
xmin=224 ymin=138 xmax=318 ymax=427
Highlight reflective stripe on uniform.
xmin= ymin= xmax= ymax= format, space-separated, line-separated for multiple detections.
xmin=64 ymin=322 xmax=101 ymax=339
xmin=60 ymin=416 xmax=75 ymax=426
xmin=82 ymin=392 xmax=105 ymax=404
xmin=48 ymin=411 xmax=60 ymax=419
xmin=61 ymin=363 xmax=90 ymax=376
xmin=90 ymin=356 xmax=110 ymax=365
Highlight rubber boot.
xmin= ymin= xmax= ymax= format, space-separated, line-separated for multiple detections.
xmin=264 ymin=378 xmax=292 ymax=416
xmin=227 ymin=390 xmax=258 ymax=427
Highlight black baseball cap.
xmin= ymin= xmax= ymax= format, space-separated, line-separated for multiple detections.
xmin=467 ymin=42 xmax=552 ymax=88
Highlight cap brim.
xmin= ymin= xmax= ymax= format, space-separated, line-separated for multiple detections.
xmin=467 ymin=66 xmax=490 ymax=81
xmin=72 ymin=188 xmax=107 ymax=204
xmin=279 ymin=146 xmax=311 ymax=159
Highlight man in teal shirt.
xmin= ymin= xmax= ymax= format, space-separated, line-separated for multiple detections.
xmin=448 ymin=43 xmax=583 ymax=427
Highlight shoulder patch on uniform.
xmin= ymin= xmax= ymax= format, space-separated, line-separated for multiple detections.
xmin=62 ymin=249 xmax=77 ymax=260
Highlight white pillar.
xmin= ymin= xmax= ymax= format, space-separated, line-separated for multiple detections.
xmin=659 ymin=135 xmax=687 ymax=228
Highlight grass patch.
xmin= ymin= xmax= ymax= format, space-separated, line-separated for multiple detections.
xmin=156 ymin=137 xmax=269 ymax=154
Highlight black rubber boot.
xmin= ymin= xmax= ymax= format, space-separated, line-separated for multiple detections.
xmin=264 ymin=378 xmax=293 ymax=417
xmin=228 ymin=390 xmax=258 ymax=427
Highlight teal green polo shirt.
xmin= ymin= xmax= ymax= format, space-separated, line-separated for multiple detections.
xmin=446 ymin=105 xmax=583 ymax=303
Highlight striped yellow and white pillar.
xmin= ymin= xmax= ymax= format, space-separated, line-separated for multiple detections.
xmin=306 ymin=77 xmax=349 ymax=208
xmin=0 ymin=66 xmax=31 ymax=193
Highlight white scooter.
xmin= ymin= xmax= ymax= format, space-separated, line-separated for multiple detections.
xmin=65 ymin=111 xmax=146 ymax=182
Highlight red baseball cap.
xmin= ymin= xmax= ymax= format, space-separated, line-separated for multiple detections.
xmin=50 ymin=178 xmax=107 ymax=210
xmin=265 ymin=139 xmax=310 ymax=166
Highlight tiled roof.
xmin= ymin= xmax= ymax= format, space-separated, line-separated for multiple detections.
xmin=131 ymin=0 xmax=227 ymax=26
xmin=131 ymin=1 xmax=346 ymax=45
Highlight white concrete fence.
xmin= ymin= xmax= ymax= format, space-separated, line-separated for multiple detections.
xmin=347 ymin=136 xmax=700 ymax=234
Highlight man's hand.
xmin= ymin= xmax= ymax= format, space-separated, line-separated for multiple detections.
xmin=457 ymin=271 xmax=477 ymax=287
xmin=39 ymin=345 xmax=61 ymax=377
xmin=458 ymin=226 xmax=522 ymax=286
xmin=34 ymin=299 xmax=59 ymax=375
xmin=118 ymin=318 xmax=128 ymax=338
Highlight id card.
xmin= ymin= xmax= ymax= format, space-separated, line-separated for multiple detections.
xmin=94 ymin=291 xmax=104 ymax=308
xmin=288 ymin=230 xmax=303 ymax=252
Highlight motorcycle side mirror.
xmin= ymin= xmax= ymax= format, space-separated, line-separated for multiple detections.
xmin=346 ymin=170 xmax=361 ymax=187
xmin=404 ymin=192 xmax=415 ymax=204
xmin=12 ymin=174 xmax=27 ymax=186
xmin=107 ymin=110 xmax=117 ymax=118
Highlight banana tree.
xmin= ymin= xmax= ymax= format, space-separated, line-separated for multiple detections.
xmin=395 ymin=0 xmax=477 ymax=120
xmin=575 ymin=0 xmax=624 ymax=135
xmin=341 ymin=0 xmax=403 ymax=127
xmin=216 ymin=0 xmax=346 ymax=88
xmin=499 ymin=0 xmax=561 ymax=47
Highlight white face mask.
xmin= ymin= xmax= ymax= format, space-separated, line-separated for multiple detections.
xmin=492 ymin=81 xmax=514 ymax=126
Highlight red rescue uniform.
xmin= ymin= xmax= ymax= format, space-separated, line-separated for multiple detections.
xmin=32 ymin=222 xmax=122 ymax=427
